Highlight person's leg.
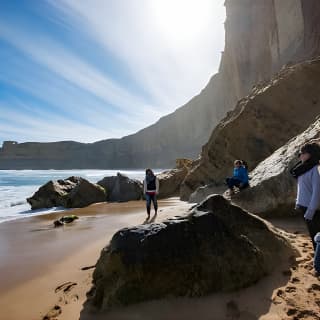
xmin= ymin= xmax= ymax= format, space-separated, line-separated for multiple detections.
xmin=226 ymin=178 xmax=241 ymax=190
xmin=152 ymin=194 xmax=158 ymax=215
xmin=305 ymin=210 xmax=320 ymax=250
xmin=145 ymin=193 xmax=151 ymax=217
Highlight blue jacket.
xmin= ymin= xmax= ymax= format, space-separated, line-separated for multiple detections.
xmin=233 ymin=166 xmax=249 ymax=184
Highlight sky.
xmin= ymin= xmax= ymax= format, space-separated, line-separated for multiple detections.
xmin=0 ymin=0 xmax=225 ymax=146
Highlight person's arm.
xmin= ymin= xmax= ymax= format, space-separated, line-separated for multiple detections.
xmin=156 ymin=177 xmax=159 ymax=194
xmin=304 ymin=166 xmax=320 ymax=220
xmin=143 ymin=179 xmax=147 ymax=194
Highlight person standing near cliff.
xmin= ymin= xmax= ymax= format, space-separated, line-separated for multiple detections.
xmin=290 ymin=141 xmax=320 ymax=250
xmin=143 ymin=169 xmax=159 ymax=218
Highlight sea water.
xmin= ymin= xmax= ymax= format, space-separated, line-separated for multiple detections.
xmin=0 ymin=169 xmax=158 ymax=223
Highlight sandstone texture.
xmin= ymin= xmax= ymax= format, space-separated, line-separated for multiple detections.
xmin=89 ymin=195 xmax=291 ymax=310
xmin=230 ymin=119 xmax=320 ymax=217
xmin=97 ymin=173 xmax=142 ymax=202
xmin=1 ymin=1 xmax=320 ymax=169
xmin=181 ymin=58 xmax=320 ymax=200
xmin=157 ymin=158 xmax=193 ymax=199
xmin=27 ymin=176 xmax=106 ymax=210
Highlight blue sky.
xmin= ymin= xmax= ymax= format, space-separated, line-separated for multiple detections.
xmin=0 ymin=0 xmax=225 ymax=145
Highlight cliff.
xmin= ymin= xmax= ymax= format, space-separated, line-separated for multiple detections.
xmin=1 ymin=0 xmax=320 ymax=169
xmin=0 ymin=78 xmax=220 ymax=169
xmin=181 ymin=0 xmax=320 ymax=199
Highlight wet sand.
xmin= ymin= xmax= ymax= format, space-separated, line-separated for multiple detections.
xmin=0 ymin=199 xmax=320 ymax=320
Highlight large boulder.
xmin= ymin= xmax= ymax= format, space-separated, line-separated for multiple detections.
xmin=181 ymin=58 xmax=320 ymax=201
xmin=157 ymin=168 xmax=188 ymax=199
xmin=157 ymin=159 xmax=193 ymax=199
xmin=89 ymin=195 xmax=292 ymax=310
xmin=97 ymin=173 xmax=142 ymax=202
xmin=27 ymin=176 xmax=106 ymax=209
xmin=230 ymin=118 xmax=320 ymax=217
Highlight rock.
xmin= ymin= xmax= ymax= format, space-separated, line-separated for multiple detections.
xmin=175 ymin=158 xmax=193 ymax=170
xmin=181 ymin=58 xmax=320 ymax=201
xmin=189 ymin=183 xmax=226 ymax=203
xmin=230 ymin=118 xmax=320 ymax=217
xmin=157 ymin=168 xmax=188 ymax=199
xmin=27 ymin=176 xmax=106 ymax=209
xmin=97 ymin=173 xmax=142 ymax=202
xmin=54 ymin=215 xmax=79 ymax=227
xmin=89 ymin=195 xmax=292 ymax=310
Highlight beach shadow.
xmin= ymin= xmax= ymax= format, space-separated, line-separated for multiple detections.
xmin=142 ymin=216 xmax=150 ymax=224
xmin=149 ymin=213 xmax=157 ymax=223
xmin=142 ymin=213 xmax=157 ymax=224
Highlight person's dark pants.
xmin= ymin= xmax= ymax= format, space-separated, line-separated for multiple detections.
xmin=298 ymin=206 xmax=320 ymax=250
xmin=226 ymin=177 xmax=241 ymax=189
xmin=145 ymin=193 xmax=158 ymax=216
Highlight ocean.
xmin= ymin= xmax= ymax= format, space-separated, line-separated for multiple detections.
xmin=0 ymin=169 xmax=156 ymax=224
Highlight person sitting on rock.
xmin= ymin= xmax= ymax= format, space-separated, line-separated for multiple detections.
xmin=226 ymin=160 xmax=249 ymax=194
xmin=143 ymin=169 xmax=159 ymax=218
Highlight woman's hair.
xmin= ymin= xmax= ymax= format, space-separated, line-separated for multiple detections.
xmin=234 ymin=160 xmax=242 ymax=166
xmin=145 ymin=168 xmax=154 ymax=175
xmin=300 ymin=141 xmax=320 ymax=160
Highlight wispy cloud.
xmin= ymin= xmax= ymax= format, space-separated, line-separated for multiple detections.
xmin=49 ymin=0 xmax=225 ymax=111
xmin=0 ymin=0 xmax=225 ymax=144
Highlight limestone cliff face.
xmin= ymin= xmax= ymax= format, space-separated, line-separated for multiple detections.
xmin=0 ymin=79 xmax=219 ymax=169
xmin=181 ymin=0 xmax=320 ymax=199
xmin=1 ymin=0 xmax=320 ymax=169
xmin=181 ymin=58 xmax=320 ymax=200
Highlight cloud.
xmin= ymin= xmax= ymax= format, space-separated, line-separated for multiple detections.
xmin=0 ymin=1 xmax=225 ymax=144
xmin=48 ymin=0 xmax=225 ymax=111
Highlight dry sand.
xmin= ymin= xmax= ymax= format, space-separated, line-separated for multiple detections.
xmin=0 ymin=199 xmax=319 ymax=320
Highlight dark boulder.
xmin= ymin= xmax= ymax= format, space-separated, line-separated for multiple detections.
xmin=27 ymin=176 xmax=106 ymax=209
xmin=97 ymin=173 xmax=142 ymax=202
xmin=89 ymin=195 xmax=292 ymax=310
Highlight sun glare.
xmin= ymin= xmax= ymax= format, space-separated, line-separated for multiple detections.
xmin=150 ymin=0 xmax=224 ymax=46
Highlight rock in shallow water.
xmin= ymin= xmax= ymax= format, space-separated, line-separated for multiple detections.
xmin=89 ymin=195 xmax=292 ymax=310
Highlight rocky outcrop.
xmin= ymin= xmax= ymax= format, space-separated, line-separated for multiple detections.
xmin=181 ymin=58 xmax=320 ymax=200
xmin=89 ymin=195 xmax=291 ymax=310
xmin=97 ymin=173 xmax=142 ymax=202
xmin=1 ymin=1 xmax=320 ymax=170
xmin=157 ymin=158 xmax=193 ymax=198
xmin=27 ymin=176 xmax=106 ymax=209
xmin=157 ymin=168 xmax=187 ymax=199
xmin=230 ymin=118 xmax=320 ymax=217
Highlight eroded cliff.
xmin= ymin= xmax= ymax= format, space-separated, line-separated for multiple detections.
xmin=181 ymin=0 xmax=320 ymax=199
xmin=1 ymin=0 xmax=320 ymax=169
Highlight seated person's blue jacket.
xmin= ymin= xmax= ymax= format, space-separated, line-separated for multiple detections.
xmin=233 ymin=166 xmax=249 ymax=184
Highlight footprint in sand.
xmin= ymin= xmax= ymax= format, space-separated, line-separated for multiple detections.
xmin=55 ymin=281 xmax=78 ymax=305
xmin=286 ymin=307 xmax=298 ymax=316
xmin=81 ymin=265 xmax=95 ymax=271
xmin=42 ymin=305 xmax=62 ymax=320
xmin=307 ymin=283 xmax=320 ymax=293
xmin=290 ymin=277 xmax=300 ymax=283
xmin=285 ymin=286 xmax=297 ymax=293
xmin=276 ymin=289 xmax=286 ymax=299
xmin=55 ymin=281 xmax=77 ymax=293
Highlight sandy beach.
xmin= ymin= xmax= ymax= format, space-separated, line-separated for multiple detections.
xmin=0 ymin=199 xmax=320 ymax=320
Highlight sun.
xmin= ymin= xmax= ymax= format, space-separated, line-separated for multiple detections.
xmin=149 ymin=0 xmax=224 ymax=46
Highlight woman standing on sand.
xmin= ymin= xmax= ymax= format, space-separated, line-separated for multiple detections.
xmin=290 ymin=141 xmax=320 ymax=250
xmin=143 ymin=169 xmax=159 ymax=218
